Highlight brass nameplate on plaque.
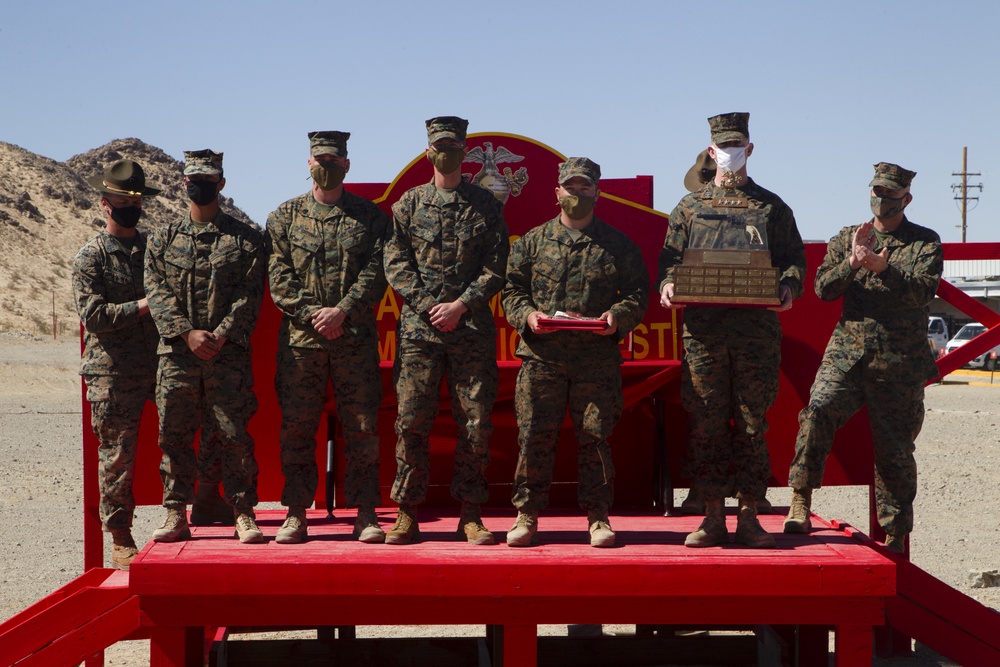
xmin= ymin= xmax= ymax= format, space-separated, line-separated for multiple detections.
xmin=703 ymin=251 xmax=750 ymax=265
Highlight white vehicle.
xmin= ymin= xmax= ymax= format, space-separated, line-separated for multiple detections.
xmin=944 ymin=323 xmax=1000 ymax=370
xmin=927 ymin=316 xmax=949 ymax=352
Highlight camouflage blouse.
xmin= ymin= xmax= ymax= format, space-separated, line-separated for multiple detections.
xmin=267 ymin=191 xmax=388 ymax=348
xmin=385 ymin=180 xmax=509 ymax=342
xmin=503 ymin=216 xmax=649 ymax=363
xmin=815 ymin=217 xmax=942 ymax=383
xmin=145 ymin=212 xmax=265 ymax=355
xmin=72 ymin=230 xmax=158 ymax=376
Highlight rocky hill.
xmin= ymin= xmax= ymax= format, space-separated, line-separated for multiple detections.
xmin=0 ymin=138 xmax=255 ymax=337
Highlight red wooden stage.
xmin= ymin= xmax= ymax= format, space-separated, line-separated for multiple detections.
xmin=6 ymin=134 xmax=1000 ymax=666
xmin=127 ymin=510 xmax=892 ymax=666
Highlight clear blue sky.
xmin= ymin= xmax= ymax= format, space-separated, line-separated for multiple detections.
xmin=4 ymin=1 xmax=998 ymax=242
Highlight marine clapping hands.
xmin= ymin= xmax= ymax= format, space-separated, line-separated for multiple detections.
xmin=851 ymin=221 xmax=889 ymax=274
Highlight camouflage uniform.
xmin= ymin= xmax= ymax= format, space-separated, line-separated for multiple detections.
xmin=74 ymin=230 xmax=159 ymax=531
xmin=145 ymin=212 xmax=265 ymax=512
xmin=788 ymin=216 xmax=942 ymax=538
xmin=384 ymin=179 xmax=509 ymax=506
xmin=503 ymin=215 xmax=648 ymax=515
xmin=659 ymin=179 xmax=806 ymax=502
xmin=267 ymin=189 xmax=388 ymax=510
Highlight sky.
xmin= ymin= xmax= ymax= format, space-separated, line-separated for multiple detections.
xmin=3 ymin=1 xmax=999 ymax=242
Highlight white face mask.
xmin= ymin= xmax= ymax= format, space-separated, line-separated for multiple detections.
xmin=713 ymin=144 xmax=747 ymax=173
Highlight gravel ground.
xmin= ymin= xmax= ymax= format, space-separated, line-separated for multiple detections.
xmin=1 ymin=336 xmax=996 ymax=666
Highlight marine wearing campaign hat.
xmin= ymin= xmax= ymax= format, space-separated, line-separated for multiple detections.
xmin=308 ymin=131 xmax=350 ymax=158
xmin=869 ymin=162 xmax=916 ymax=190
xmin=708 ymin=112 xmax=750 ymax=144
xmin=86 ymin=159 xmax=161 ymax=197
xmin=426 ymin=116 xmax=468 ymax=145
xmin=558 ymin=157 xmax=601 ymax=185
xmin=183 ymin=149 xmax=224 ymax=177
xmin=76 ymin=157 xmax=161 ymax=568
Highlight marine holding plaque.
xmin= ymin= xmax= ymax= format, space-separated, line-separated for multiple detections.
xmin=658 ymin=112 xmax=806 ymax=549
xmin=672 ymin=206 xmax=780 ymax=306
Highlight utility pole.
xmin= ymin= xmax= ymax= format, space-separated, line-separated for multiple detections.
xmin=951 ymin=147 xmax=983 ymax=242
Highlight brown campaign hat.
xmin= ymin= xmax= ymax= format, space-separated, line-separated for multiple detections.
xmin=86 ymin=159 xmax=161 ymax=197
xmin=684 ymin=149 xmax=716 ymax=192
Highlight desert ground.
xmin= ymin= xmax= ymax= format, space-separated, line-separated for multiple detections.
xmin=1 ymin=334 xmax=997 ymax=666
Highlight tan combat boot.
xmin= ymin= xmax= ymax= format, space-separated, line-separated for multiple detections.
xmin=110 ymin=528 xmax=139 ymax=569
xmin=190 ymin=482 xmax=234 ymax=526
xmin=735 ymin=491 xmax=775 ymax=514
xmin=588 ymin=513 xmax=616 ymax=548
xmin=152 ymin=508 xmax=191 ymax=543
xmin=684 ymin=498 xmax=728 ymax=547
xmin=275 ymin=507 xmax=308 ymax=544
xmin=457 ymin=502 xmax=495 ymax=545
xmin=783 ymin=488 xmax=812 ymax=534
xmin=506 ymin=511 xmax=538 ymax=547
xmin=884 ymin=534 xmax=906 ymax=554
xmin=735 ymin=498 xmax=776 ymax=549
xmin=234 ymin=510 xmax=265 ymax=544
xmin=385 ymin=505 xmax=419 ymax=545
xmin=354 ymin=507 xmax=386 ymax=544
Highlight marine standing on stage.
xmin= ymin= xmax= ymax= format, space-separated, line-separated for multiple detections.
xmin=145 ymin=149 xmax=267 ymax=544
xmin=267 ymin=131 xmax=389 ymax=544
xmin=659 ymin=112 xmax=806 ymax=549
xmin=74 ymin=160 xmax=161 ymax=569
xmin=383 ymin=116 xmax=510 ymax=545
xmin=784 ymin=163 xmax=941 ymax=553
xmin=503 ymin=158 xmax=648 ymax=548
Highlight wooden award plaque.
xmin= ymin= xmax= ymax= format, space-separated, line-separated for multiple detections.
xmin=672 ymin=248 xmax=780 ymax=306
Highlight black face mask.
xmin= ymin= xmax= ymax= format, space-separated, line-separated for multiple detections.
xmin=110 ymin=205 xmax=142 ymax=228
xmin=186 ymin=180 xmax=219 ymax=206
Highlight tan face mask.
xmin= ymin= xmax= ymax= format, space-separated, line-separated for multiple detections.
xmin=310 ymin=162 xmax=346 ymax=190
xmin=558 ymin=194 xmax=596 ymax=220
xmin=427 ymin=147 xmax=464 ymax=175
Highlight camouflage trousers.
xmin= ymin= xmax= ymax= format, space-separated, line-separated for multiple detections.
xmin=155 ymin=347 xmax=259 ymax=512
xmin=275 ymin=343 xmax=382 ymax=510
xmin=511 ymin=357 xmax=622 ymax=515
xmin=85 ymin=374 xmax=155 ymax=531
xmin=390 ymin=335 xmax=498 ymax=506
xmin=788 ymin=360 xmax=923 ymax=537
xmin=682 ymin=332 xmax=780 ymax=502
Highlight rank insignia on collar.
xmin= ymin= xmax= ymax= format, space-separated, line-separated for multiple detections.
xmin=712 ymin=197 xmax=748 ymax=208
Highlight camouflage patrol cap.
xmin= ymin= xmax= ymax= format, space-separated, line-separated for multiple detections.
xmin=426 ymin=116 xmax=468 ymax=145
xmin=684 ymin=149 xmax=717 ymax=192
xmin=708 ymin=112 xmax=750 ymax=144
xmin=869 ymin=162 xmax=916 ymax=190
xmin=558 ymin=157 xmax=601 ymax=186
xmin=86 ymin=159 xmax=161 ymax=197
xmin=183 ymin=149 xmax=224 ymax=177
xmin=308 ymin=131 xmax=350 ymax=158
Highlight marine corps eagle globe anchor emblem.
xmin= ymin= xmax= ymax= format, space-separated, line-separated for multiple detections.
xmin=464 ymin=142 xmax=529 ymax=204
